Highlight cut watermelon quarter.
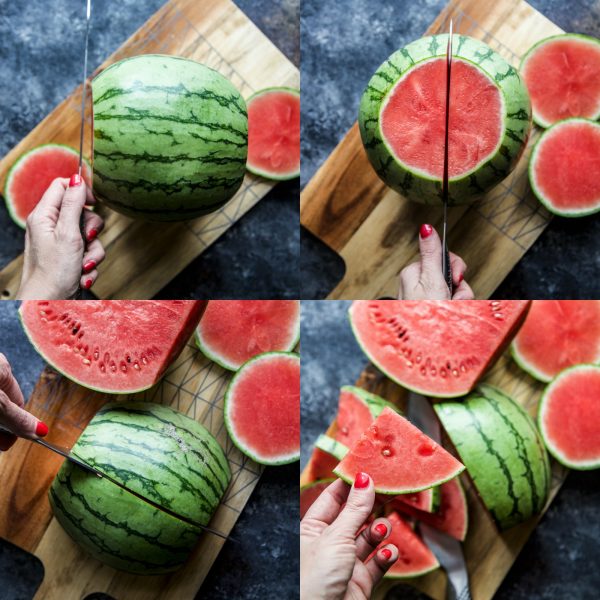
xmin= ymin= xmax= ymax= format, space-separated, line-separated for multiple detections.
xmin=4 ymin=144 xmax=92 ymax=229
xmin=520 ymin=34 xmax=600 ymax=128
xmin=538 ymin=364 xmax=600 ymax=470
xmin=20 ymin=301 xmax=206 ymax=394
xmin=349 ymin=300 xmax=530 ymax=398
xmin=224 ymin=352 xmax=300 ymax=465
xmin=195 ymin=300 xmax=300 ymax=371
xmin=333 ymin=407 xmax=464 ymax=494
xmin=512 ymin=300 xmax=600 ymax=382
xmin=246 ymin=87 xmax=300 ymax=180
xmin=528 ymin=118 xmax=600 ymax=217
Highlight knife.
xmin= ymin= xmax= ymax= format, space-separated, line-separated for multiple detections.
xmin=442 ymin=19 xmax=454 ymax=294
xmin=407 ymin=393 xmax=471 ymax=600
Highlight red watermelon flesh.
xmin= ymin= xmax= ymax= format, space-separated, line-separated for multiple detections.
xmin=349 ymin=301 xmax=530 ymax=398
xmin=20 ymin=301 xmax=205 ymax=393
xmin=395 ymin=478 xmax=468 ymax=541
xmin=4 ymin=144 xmax=92 ymax=229
xmin=246 ymin=87 xmax=300 ymax=180
xmin=381 ymin=58 xmax=503 ymax=179
xmin=300 ymin=479 xmax=334 ymax=519
xmin=520 ymin=34 xmax=600 ymax=128
xmin=196 ymin=300 xmax=300 ymax=371
xmin=538 ymin=364 xmax=600 ymax=469
xmin=304 ymin=447 xmax=339 ymax=483
xmin=528 ymin=119 xmax=600 ymax=216
xmin=512 ymin=300 xmax=600 ymax=382
xmin=225 ymin=352 xmax=300 ymax=465
xmin=333 ymin=407 xmax=465 ymax=494
xmin=392 ymin=487 xmax=439 ymax=514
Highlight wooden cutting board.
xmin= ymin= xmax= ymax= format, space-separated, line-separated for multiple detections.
xmin=0 ymin=335 xmax=262 ymax=599
xmin=300 ymin=0 xmax=563 ymax=300
xmin=0 ymin=0 xmax=298 ymax=300
xmin=300 ymin=348 xmax=569 ymax=600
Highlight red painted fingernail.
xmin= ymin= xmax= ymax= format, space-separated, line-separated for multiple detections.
xmin=354 ymin=472 xmax=370 ymax=489
xmin=69 ymin=173 xmax=82 ymax=187
xmin=458 ymin=273 xmax=464 ymax=283
xmin=375 ymin=523 xmax=387 ymax=536
xmin=84 ymin=278 xmax=93 ymax=289
xmin=83 ymin=260 xmax=96 ymax=274
xmin=87 ymin=228 xmax=98 ymax=242
xmin=420 ymin=223 xmax=433 ymax=238
xmin=36 ymin=421 xmax=49 ymax=437
xmin=381 ymin=548 xmax=392 ymax=560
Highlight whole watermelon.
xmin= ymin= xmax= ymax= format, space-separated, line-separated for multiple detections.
xmin=92 ymin=55 xmax=248 ymax=221
xmin=49 ymin=402 xmax=231 ymax=574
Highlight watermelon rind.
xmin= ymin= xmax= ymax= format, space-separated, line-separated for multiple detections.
xmin=224 ymin=351 xmax=300 ymax=466
xmin=4 ymin=143 xmax=92 ymax=229
xmin=246 ymin=86 xmax=300 ymax=181
xmin=528 ymin=118 xmax=600 ymax=217
xmin=538 ymin=364 xmax=600 ymax=470
xmin=340 ymin=385 xmax=401 ymax=418
xmin=359 ymin=34 xmax=531 ymax=205
xmin=519 ymin=34 xmax=600 ymax=129
xmin=314 ymin=434 xmax=349 ymax=461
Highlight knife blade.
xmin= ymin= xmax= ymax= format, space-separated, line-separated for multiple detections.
xmin=442 ymin=19 xmax=454 ymax=294
xmin=78 ymin=0 xmax=92 ymax=178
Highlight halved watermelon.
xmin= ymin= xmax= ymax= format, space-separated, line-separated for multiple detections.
xmin=511 ymin=300 xmax=600 ymax=382
xmin=224 ymin=352 xmax=299 ymax=465
xmin=20 ymin=301 xmax=205 ymax=393
xmin=528 ymin=118 xmax=600 ymax=217
xmin=520 ymin=34 xmax=600 ymax=128
xmin=538 ymin=364 xmax=600 ymax=470
xmin=395 ymin=478 xmax=469 ymax=541
xmin=4 ymin=144 xmax=92 ymax=229
xmin=246 ymin=87 xmax=300 ymax=180
xmin=333 ymin=407 xmax=464 ymax=494
xmin=300 ymin=479 xmax=334 ymax=519
xmin=349 ymin=301 xmax=530 ymax=398
xmin=196 ymin=300 xmax=300 ymax=371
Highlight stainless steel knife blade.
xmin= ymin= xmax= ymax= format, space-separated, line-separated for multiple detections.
xmin=78 ymin=0 xmax=92 ymax=177
xmin=442 ymin=19 xmax=454 ymax=293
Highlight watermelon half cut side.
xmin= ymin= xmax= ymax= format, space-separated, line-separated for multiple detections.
xmin=520 ymin=34 xmax=600 ymax=128
xmin=246 ymin=87 xmax=300 ymax=180
xmin=20 ymin=301 xmax=205 ymax=394
xmin=333 ymin=407 xmax=464 ymax=494
xmin=224 ymin=352 xmax=300 ymax=465
xmin=300 ymin=479 xmax=334 ymax=519
xmin=4 ymin=144 xmax=92 ymax=229
xmin=511 ymin=300 xmax=600 ymax=382
xmin=538 ymin=364 xmax=600 ymax=470
xmin=349 ymin=300 xmax=530 ymax=398
xmin=528 ymin=118 xmax=600 ymax=217
xmin=196 ymin=300 xmax=300 ymax=371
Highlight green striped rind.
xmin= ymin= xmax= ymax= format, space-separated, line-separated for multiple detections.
xmin=435 ymin=385 xmax=551 ymax=530
xmin=519 ymin=34 xmax=600 ymax=128
xmin=92 ymin=55 xmax=247 ymax=221
xmin=528 ymin=118 xmax=600 ymax=217
xmin=300 ymin=478 xmax=335 ymax=493
xmin=359 ymin=34 xmax=531 ymax=205
xmin=315 ymin=434 xmax=348 ymax=461
xmin=341 ymin=385 xmax=402 ymax=417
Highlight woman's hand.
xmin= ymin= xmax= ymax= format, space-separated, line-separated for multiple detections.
xmin=18 ymin=174 xmax=105 ymax=299
xmin=0 ymin=353 xmax=48 ymax=451
xmin=300 ymin=473 xmax=398 ymax=600
xmin=399 ymin=224 xmax=474 ymax=300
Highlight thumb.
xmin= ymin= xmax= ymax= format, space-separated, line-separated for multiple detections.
xmin=57 ymin=174 xmax=87 ymax=232
xmin=418 ymin=224 xmax=444 ymax=276
xmin=0 ymin=392 xmax=47 ymax=439
xmin=330 ymin=472 xmax=375 ymax=538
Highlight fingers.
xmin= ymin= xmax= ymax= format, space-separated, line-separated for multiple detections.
xmin=82 ymin=208 xmax=104 ymax=243
xmin=449 ymin=252 xmax=467 ymax=287
xmin=29 ymin=177 xmax=69 ymax=225
xmin=0 ymin=353 xmax=25 ymax=408
xmin=329 ymin=472 xmax=375 ymax=538
xmin=84 ymin=182 xmax=96 ymax=206
xmin=57 ymin=175 xmax=87 ymax=231
xmin=418 ymin=224 xmax=444 ymax=279
xmin=80 ymin=269 xmax=98 ymax=292
xmin=301 ymin=478 xmax=351 ymax=526
xmin=0 ymin=390 xmax=46 ymax=439
xmin=452 ymin=279 xmax=475 ymax=300
xmin=355 ymin=517 xmax=391 ymax=562
xmin=398 ymin=263 xmax=420 ymax=300
xmin=364 ymin=543 xmax=399 ymax=586
xmin=82 ymin=238 xmax=106 ymax=274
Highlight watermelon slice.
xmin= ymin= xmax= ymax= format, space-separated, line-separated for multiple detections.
xmin=315 ymin=434 xmax=348 ymax=461
xmin=511 ymin=300 xmax=600 ymax=382
xmin=20 ymin=301 xmax=205 ymax=393
xmin=395 ymin=478 xmax=469 ymax=542
xmin=370 ymin=511 xmax=439 ymax=579
xmin=538 ymin=364 xmax=600 ymax=470
xmin=304 ymin=447 xmax=340 ymax=484
xmin=349 ymin=301 xmax=530 ymax=398
xmin=195 ymin=300 xmax=300 ymax=371
xmin=300 ymin=479 xmax=334 ymax=519
xmin=246 ymin=87 xmax=300 ymax=180
xmin=520 ymin=34 xmax=600 ymax=128
xmin=391 ymin=486 xmax=441 ymax=515
xmin=528 ymin=118 xmax=600 ymax=217
xmin=224 ymin=352 xmax=299 ymax=465
xmin=4 ymin=144 xmax=92 ymax=229
xmin=333 ymin=407 xmax=464 ymax=494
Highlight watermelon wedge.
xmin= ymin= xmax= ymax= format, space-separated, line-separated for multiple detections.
xmin=520 ymin=34 xmax=600 ymax=128
xmin=196 ymin=300 xmax=300 ymax=371
xmin=349 ymin=301 xmax=530 ymax=398
xmin=391 ymin=486 xmax=441 ymax=515
xmin=333 ymin=407 xmax=464 ymax=494
xmin=528 ymin=118 xmax=600 ymax=217
xmin=315 ymin=434 xmax=348 ymax=461
xmin=4 ymin=144 xmax=92 ymax=229
xmin=538 ymin=364 xmax=600 ymax=470
xmin=300 ymin=479 xmax=334 ymax=519
xmin=512 ymin=300 xmax=600 ymax=382
xmin=304 ymin=447 xmax=339 ymax=484
xmin=246 ymin=87 xmax=300 ymax=180
xmin=224 ymin=352 xmax=300 ymax=465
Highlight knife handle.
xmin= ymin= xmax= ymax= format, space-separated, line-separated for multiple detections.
xmin=443 ymin=244 xmax=453 ymax=294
